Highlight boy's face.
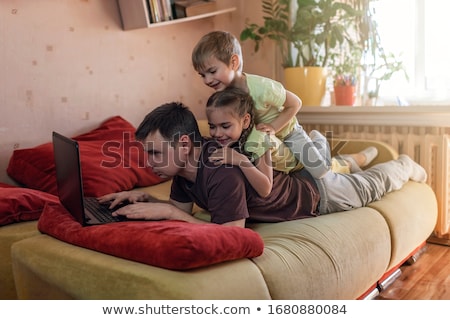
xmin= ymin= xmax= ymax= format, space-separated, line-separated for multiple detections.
xmin=196 ymin=56 xmax=236 ymax=91
xmin=142 ymin=131 xmax=187 ymax=179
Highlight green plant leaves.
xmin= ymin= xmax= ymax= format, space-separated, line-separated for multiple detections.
xmin=241 ymin=0 xmax=362 ymax=67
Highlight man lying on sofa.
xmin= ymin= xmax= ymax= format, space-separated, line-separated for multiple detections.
xmin=98 ymin=100 xmax=427 ymax=228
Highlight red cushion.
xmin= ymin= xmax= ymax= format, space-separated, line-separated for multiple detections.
xmin=6 ymin=116 xmax=164 ymax=197
xmin=0 ymin=185 xmax=59 ymax=226
xmin=38 ymin=203 xmax=264 ymax=270
xmin=0 ymin=183 xmax=17 ymax=188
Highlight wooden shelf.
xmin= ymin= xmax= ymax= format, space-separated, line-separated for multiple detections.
xmin=117 ymin=0 xmax=236 ymax=31
xmin=148 ymin=7 xmax=236 ymax=29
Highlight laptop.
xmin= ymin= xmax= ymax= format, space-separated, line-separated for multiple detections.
xmin=52 ymin=131 xmax=128 ymax=226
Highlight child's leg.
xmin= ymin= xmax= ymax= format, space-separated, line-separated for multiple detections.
xmin=309 ymin=130 xmax=331 ymax=164
xmin=284 ymin=126 xmax=331 ymax=179
xmin=317 ymin=154 xmax=427 ymax=214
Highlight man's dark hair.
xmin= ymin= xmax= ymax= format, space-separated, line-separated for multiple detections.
xmin=135 ymin=102 xmax=202 ymax=146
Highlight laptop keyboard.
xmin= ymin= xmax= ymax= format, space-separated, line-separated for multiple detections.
xmin=84 ymin=197 xmax=124 ymax=223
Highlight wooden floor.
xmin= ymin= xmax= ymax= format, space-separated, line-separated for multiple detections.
xmin=376 ymin=242 xmax=450 ymax=299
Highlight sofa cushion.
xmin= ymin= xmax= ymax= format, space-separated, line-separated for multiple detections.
xmin=11 ymin=234 xmax=271 ymax=299
xmin=6 ymin=116 xmax=164 ymax=197
xmin=37 ymin=203 xmax=264 ymax=270
xmin=0 ymin=184 xmax=59 ymax=226
xmin=248 ymin=207 xmax=391 ymax=299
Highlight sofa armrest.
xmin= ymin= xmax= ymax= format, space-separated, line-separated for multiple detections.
xmin=330 ymin=139 xmax=398 ymax=167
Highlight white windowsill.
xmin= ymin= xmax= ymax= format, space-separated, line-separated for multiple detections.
xmin=298 ymin=106 xmax=450 ymax=127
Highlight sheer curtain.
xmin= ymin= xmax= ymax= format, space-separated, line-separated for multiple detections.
xmin=374 ymin=0 xmax=450 ymax=106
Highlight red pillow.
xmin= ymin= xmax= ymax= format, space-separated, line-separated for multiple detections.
xmin=0 ymin=185 xmax=59 ymax=226
xmin=7 ymin=116 xmax=164 ymax=197
xmin=0 ymin=183 xmax=17 ymax=188
xmin=38 ymin=203 xmax=264 ymax=270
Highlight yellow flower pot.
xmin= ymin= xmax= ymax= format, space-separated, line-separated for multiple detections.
xmin=284 ymin=67 xmax=328 ymax=106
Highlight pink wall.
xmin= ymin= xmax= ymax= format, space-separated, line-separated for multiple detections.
xmin=0 ymin=0 xmax=274 ymax=184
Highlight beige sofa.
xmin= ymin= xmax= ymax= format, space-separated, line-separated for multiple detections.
xmin=5 ymin=138 xmax=437 ymax=300
xmin=1 ymin=221 xmax=40 ymax=299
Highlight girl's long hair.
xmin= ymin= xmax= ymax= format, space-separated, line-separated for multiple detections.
xmin=206 ymin=87 xmax=255 ymax=159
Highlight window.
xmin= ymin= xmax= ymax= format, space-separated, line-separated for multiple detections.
xmin=373 ymin=0 xmax=450 ymax=105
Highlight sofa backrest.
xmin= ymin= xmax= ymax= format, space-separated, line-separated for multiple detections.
xmin=197 ymin=120 xmax=210 ymax=137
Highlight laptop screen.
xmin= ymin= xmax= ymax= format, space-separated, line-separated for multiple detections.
xmin=52 ymin=131 xmax=87 ymax=225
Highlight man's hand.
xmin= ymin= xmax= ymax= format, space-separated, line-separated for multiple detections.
xmin=97 ymin=191 xmax=151 ymax=210
xmin=112 ymin=200 xmax=213 ymax=225
xmin=111 ymin=202 xmax=173 ymax=220
xmin=98 ymin=191 xmax=246 ymax=227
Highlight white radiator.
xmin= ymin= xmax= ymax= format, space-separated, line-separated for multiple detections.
xmin=303 ymin=124 xmax=450 ymax=237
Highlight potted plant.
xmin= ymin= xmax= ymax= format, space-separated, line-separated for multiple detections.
xmin=240 ymin=0 xmax=361 ymax=106
xmin=330 ymin=46 xmax=362 ymax=106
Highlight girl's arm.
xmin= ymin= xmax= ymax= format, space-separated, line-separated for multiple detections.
xmin=209 ymin=147 xmax=273 ymax=197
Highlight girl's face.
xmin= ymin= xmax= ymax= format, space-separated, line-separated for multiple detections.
xmin=196 ymin=56 xmax=238 ymax=91
xmin=206 ymin=106 xmax=250 ymax=147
